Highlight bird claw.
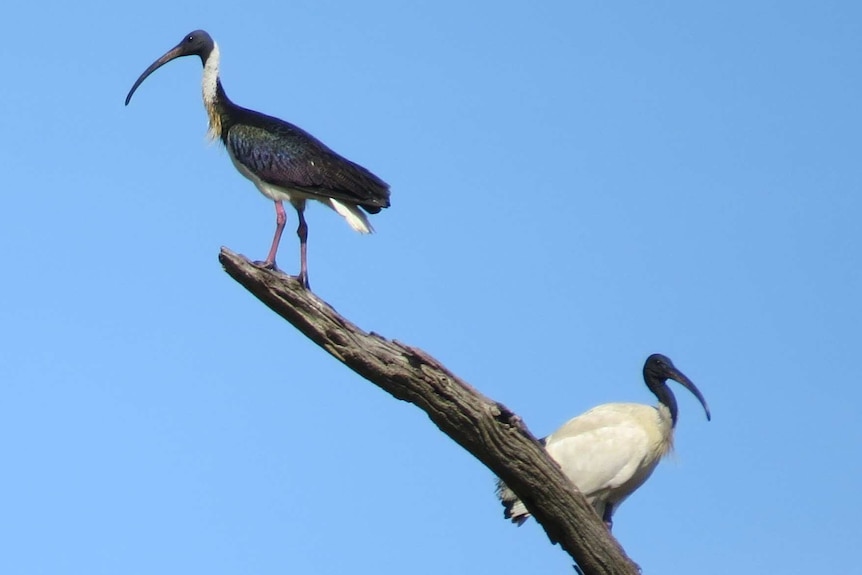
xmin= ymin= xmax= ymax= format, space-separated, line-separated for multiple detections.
xmin=251 ymin=259 xmax=309 ymax=289
xmin=295 ymin=272 xmax=310 ymax=290
xmin=253 ymin=259 xmax=279 ymax=271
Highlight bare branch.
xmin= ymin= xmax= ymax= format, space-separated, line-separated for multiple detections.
xmin=219 ymin=247 xmax=640 ymax=575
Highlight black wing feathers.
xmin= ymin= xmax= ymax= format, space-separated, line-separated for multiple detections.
xmin=226 ymin=108 xmax=390 ymax=211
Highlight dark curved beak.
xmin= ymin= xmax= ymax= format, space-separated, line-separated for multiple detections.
xmin=125 ymin=44 xmax=186 ymax=106
xmin=669 ymin=369 xmax=711 ymax=421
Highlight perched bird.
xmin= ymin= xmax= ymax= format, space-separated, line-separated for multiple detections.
xmin=125 ymin=30 xmax=390 ymax=289
xmin=497 ymin=353 xmax=711 ymax=530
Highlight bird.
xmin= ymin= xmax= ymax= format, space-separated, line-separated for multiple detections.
xmin=125 ymin=30 xmax=390 ymax=289
xmin=496 ymin=353 xmax=710 ymax=530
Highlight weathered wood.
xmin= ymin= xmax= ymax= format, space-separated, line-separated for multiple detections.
xmin=219 ymin=247 xmax=640 ymax=575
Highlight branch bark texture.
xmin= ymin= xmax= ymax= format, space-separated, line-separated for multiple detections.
xmin=219 ymin=247 xmax=640 ymax=575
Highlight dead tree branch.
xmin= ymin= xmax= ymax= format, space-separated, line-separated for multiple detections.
xmin=219 ymin=247 xmax=640 ymax=575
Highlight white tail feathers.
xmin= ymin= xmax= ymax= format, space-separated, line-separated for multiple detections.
xmin=496 ymin=479 xmax=531 ymax=525
xmin=329 ymin=199 xmax=374 ymax=234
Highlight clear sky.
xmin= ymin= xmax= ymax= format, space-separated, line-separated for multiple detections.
xmin=2 ymin=1 xmax=860 ymax=573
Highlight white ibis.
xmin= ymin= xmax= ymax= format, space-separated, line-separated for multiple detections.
xmin=125 ymin=30 xmax=390 ymax=289
xmin=496 ymin=353 xmax=710 ymax=530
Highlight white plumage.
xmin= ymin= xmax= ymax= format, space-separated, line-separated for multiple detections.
xmin=497 ymin=354 xmax=710 ymax=530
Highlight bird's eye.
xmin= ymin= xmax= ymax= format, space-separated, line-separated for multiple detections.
xmin=187 ymin=36 xmax=194 ymax=42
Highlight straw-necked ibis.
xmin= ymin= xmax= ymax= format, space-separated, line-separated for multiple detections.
xmin=496 ymin=353 xmax=710 ymax=530
xmin=125 ymin=30 xmax=390 ymax=289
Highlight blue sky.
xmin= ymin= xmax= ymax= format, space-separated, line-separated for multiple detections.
xmin=2 ymin=1 xmax=860 ymax=573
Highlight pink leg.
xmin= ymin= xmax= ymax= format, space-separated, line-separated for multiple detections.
xmin=295 ymin=204 xmax=310 ymax=289
xmin=257 ymin=200 xmax=286 ymax=270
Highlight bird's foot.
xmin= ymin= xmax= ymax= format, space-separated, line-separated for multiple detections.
xmin=294 ymin=271 xmax=310 ymax=290
xmin=252 ymin=259 xmax=309 ymax=289
xmin=253 ymin=259 xmax=280 ymax=271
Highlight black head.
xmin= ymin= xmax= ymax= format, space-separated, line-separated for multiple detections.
xmin=125 ymin=30 xmax=216 ymax=106
xmin=643 ymin=353 xmax=711 ymax=423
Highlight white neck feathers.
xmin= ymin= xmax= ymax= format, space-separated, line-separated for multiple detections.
xmin=202 ymin=42 xmax=220 ymax=105
xmin=202 ymin=42 xmax=221 ymax=141
xmin=656 ymin=403 xmax=675 ymax=457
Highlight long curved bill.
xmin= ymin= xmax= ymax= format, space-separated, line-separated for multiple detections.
xmin=125 ymin=44 xmax=185 ymax=106
xmin=669 ymin=369 xmax=711 ymax=421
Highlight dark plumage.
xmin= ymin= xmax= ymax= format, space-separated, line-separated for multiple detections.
xmin=225 ymin=121 xmax=389 ymax=213
xmin=126 ymin=30 xmax=390 ymax=288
